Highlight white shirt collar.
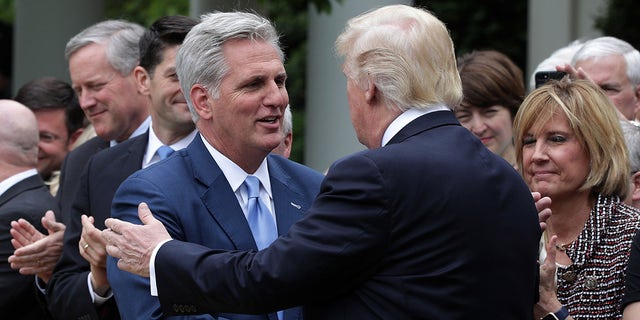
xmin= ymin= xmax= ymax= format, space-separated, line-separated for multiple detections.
xmin=200 ymin=135 xmax=272 ymax=198
xmin=110 ymin=116 xmax=152 ymax=147
xmin=0 ymin=169 xmax=38 ymax=197
xmin=381 ymin=105 xmax=450 ymax=147
xmin=143 ymin=124 xmax=197 ymax=168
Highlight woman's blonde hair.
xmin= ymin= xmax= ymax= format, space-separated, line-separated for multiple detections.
xmin=513 ymin=79 xmax=630 ymax=199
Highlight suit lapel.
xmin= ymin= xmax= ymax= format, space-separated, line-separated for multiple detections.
xmin=188 ymin=136 xmax=258 ymax=250
xmin=107 ymin=131 xmax=148 ymax=176
xmin=387 ymin=110 xmax=460 ymax=146
xmin=123 ymin=132 xmax=148 ymax=172
xmin=267 ymin=156 xmax=307 ymax=235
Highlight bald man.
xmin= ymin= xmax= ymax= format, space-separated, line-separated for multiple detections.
xmin=0 ymin=100 xmax=59 ymax=318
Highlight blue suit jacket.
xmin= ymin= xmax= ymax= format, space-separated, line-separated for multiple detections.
xmin=108 ymin=135 xmax=323 ymax=320
xmin=153 ymin=111 xmax=541 ymax=319
xmin=47 ymin=132 xmax=148 ymax=320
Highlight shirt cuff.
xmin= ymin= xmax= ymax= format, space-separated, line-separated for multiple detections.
xmin=86 ymin=272 xmax=112 ymax=305
xmin=150 ymin=239 xmax=172 ymax=296
xmin=35 ymin=275 xmax=46 ymax=294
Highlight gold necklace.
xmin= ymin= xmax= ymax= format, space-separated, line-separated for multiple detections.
xmin=544 ymin=231 xmax=574 ymax=252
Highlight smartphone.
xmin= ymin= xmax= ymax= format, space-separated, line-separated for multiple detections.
xmin=534 ymin=71 xmax=567 ymax=88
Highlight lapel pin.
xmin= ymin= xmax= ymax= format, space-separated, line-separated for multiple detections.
xmin=290 ymin=202 xmax=301 ymax=209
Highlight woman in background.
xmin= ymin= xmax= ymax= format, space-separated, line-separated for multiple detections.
xmin=455 ymin=50 xmax=524 ymax=168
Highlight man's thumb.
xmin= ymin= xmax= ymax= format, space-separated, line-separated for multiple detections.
xmin=138 ymin=202 xmax=158 ymax=226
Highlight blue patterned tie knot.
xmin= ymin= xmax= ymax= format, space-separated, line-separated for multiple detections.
xmin=157 ymin=145 xmax=174 ymax=160
xmin=244 ymin=175 xmax=278 ymax=250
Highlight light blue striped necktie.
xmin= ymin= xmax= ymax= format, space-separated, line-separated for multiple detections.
xmin=244 ymin=175 xmax=278 ymax=250
xmin=157 ymin=145 xmax=174 ymax=160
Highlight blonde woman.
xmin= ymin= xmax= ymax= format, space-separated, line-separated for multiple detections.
xmin=515 ymin=78 xmax=640 ymax=319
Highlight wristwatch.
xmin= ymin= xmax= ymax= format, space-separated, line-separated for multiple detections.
xmin=541 ymin=306 xmax=570 ymax=320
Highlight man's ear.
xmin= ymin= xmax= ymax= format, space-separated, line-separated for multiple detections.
xmin=134 ymin=66 xmax=151 ymax=96
xmin=364 ymin=79 xmax=377 ymax=105
xmin=633 ymin=85 xmax=640 ymax=120
xmin=190 ymin=84 xmax=212 ymax=120
xmin=631 ymin=171 xmax=640 ymax=202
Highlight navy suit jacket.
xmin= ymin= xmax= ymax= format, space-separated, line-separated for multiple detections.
xmin=47 ymin=132 xmax=148 ymax=320
xmin=108 ymin=135 xmax=323 ymax=320
xmin=56 ymin=136 xmax=109 ymax=227
xmin=154 ymin=111 xmax=541 ymax=319
xmin=0 ymin=174 xmax=59 ymax=319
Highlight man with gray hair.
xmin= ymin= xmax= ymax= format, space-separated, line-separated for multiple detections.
xmin=559 ymin=36 xmax=640 ymax=121
xmin=56 ymin=19 xmax=150 ymax=225
xmin=105 ymin=11 xmax=323 ymax=320
xmin=0 ymin=100 xmax=59 ymax=319
xmin=621 ymin=120 xmax=640 ymax=209
xmin=271 ymin=105 xmax=293 ymax=158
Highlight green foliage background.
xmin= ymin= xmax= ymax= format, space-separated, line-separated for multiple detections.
xmin=595 ymin=0 xmax=640 ymax=50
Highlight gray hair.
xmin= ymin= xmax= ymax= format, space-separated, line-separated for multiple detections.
xmin=621 ymin=120 xmax=640 ymax=174
xmin=283 ymin=105 xmax=293 ymax=135
xmin=572 ymin=36 xmax=640 ymax=87
xmin=176 ymin=11 xmax=283 ymax=122
xmin=65 ymin=20 xmax=145 ymax=75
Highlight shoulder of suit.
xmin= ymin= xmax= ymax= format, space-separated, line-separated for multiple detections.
xmin=92 ymin=133 xmax=147 ymax=162
xmin=67 ymin=136 xmax=109 ymax=162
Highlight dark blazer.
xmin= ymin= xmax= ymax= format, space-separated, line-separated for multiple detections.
xmin=0 ymin=174 xmax=59 ymax=319
xmin=56 ymin=136 xmax=109 ymax=227
xmin=47 ymin=132 xmax=148 ymax=320
xmin=107 ymin=135 xmax=324 ymax=320
xmin=154 ymin=111 xmax=541 ymax=319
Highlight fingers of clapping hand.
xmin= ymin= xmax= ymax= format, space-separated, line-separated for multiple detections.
xmin=42 ymin=210 xmax=65 ymax=234
xmin=539 ymin=235 xmax=559 ymax=296
xmin=8 ymin=232 xmax=63 ymax=275
xmin=79 ymin=215 xmax=108 ymax=268
xmin=10 ymin=218 xmax=43 ymax=249
xmin=532 ymin=192 xmax=552 ymax=232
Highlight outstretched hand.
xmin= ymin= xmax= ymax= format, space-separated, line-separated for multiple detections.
xmin=8 ymin=210 xmax=65 ymax=283
xmin=103 ymin=202 xmax=171 ymax=277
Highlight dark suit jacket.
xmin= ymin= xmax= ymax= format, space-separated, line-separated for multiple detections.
xmin=154 ymin=111 xmax=541 ymax=319
xmin=47 ymin=133 xmax=148 ymax=320
xmin=108 ymin=135 xmax=324 ymax=320
xmin=0 ymin=174 xmax=59 ymax=319
xmin=56 ymin=136 xmax=109 ymax=227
